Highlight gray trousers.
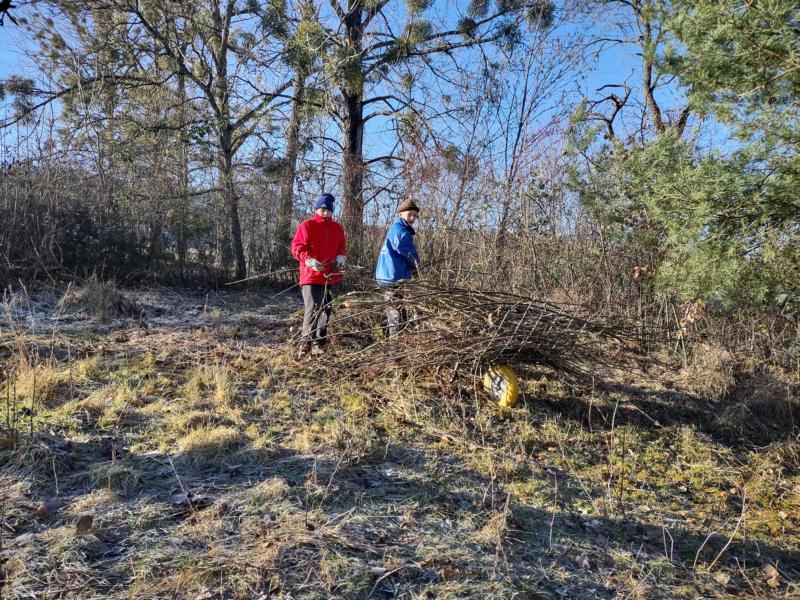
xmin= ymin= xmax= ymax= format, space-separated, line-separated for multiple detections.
xmin=383 ymin=287 xmax=407 ymax=338
xmin=301 ymin=284 xmax=333 ymax=346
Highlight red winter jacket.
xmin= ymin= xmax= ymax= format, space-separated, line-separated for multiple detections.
xmin=291 ymin=214 xmax=346 ymax=285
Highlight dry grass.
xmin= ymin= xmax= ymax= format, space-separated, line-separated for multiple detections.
xmin=74 ymin=354 xmax=105 ymax=380
xmin=68 ymin=488 xmax=121 ymax=514
xmin=676 ymin=342 xmax=736 ymax=400
xmin=12 ymin=360 xmax=71 ymax=408
xmin=176 ymin=426 xmax=243 ymax=467
xmin=1 ymin=286 xmax=797 ymax=599
xmin=249 ymin=476 xmax=291 ymax=504
xmin=57 ymin=277 xmax=134 ymax=321
xmin=170 ymin=409 xmax=231 ymax=433
xmin=89 ymin=461 xmax=141 ymax=494
xmin=673 ymin=342 xmax=799 ymax=439
xmin=51 ymin=391 xmax=108 ymax=424
xmin=186 ymin=364 xmax=238 ymax=408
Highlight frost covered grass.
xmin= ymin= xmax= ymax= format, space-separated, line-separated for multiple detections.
xmin=0 ymin=287 xmax=797 ymax=598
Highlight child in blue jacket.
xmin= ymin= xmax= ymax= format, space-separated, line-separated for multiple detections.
xmin=375 ymin=199 xmax=420 ymax=336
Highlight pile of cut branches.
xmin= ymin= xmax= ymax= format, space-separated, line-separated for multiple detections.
xmin=326 ymin=281 xmax=651 ymax=380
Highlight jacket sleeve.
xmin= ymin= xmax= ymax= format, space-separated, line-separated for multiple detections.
xmin=291 ymin=222 xmax=311 ymax=262
xmin=337 ymin=224 xmax=346 ymax=256
xmin=394 ymin=228 xmax=419 ymax=267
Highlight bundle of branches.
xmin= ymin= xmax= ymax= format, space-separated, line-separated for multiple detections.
xmin=328 ymin=280 xmax=650 ymax=380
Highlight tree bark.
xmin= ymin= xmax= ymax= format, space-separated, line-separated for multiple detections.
xmin=643 ymin=55 xmax=664 ymax=135
xmin=340 ymin=4 xmax=366 ymax=257
xmin=220 ymin=132 xmax=247 ymax=280
xmin=641 ymin=6 xmax=665 ymax=135
xmin=176 ymin=72 xmax=189 ymax=280
xmin=341 ymin=90 xmax=365 ymax=255
xmin=275 ymin=74 xmax=305 ymax=267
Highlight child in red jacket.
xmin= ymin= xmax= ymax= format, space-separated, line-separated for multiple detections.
xmin=291 ymin=193 xmax=347 ymax=357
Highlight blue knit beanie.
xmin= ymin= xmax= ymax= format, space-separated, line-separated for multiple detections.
xmin=314 ymin=193 xmax=335 ymax=211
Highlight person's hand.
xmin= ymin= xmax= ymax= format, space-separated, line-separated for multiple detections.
xmin=305 ymin=258 xmax=324 ymax=272
xmin=336 ymin=255 xmax=347 ymax=269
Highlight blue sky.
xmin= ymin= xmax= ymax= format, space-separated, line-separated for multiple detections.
xmin=0 ymin=2 xmax=668 ymax=120
xmin=0 ymin=0 xmax=709 ymax=183
xmin=0 ymin=19 xmax=36 ymax=79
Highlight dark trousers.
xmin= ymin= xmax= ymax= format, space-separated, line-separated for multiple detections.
xmin=301 ymin=284 xmax=333 ymax=346
xmin=382 ymin=287 xmax=407 ymax=338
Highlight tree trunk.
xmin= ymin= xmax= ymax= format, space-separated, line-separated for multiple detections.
xmin=227 ymin=186 xmax=247 ymax=281
xmin=177 ymin=225 xmax=187 ymax=280
xmin=220 ymin=137 xmax=247 ymax=280
xmin=177 ymin=69 xmax=189 ymax=281
xmin=148 ymin=208 xmax=163 ymax=273
xmin=341 ymin=90 xmax=365 ymax=257
xmin=275 ymin=75 xmax=305 ymax=267
xmin=340 ymin=6 xmax=366 ymax=258
xmin=215 ymin=189 xmax=231 ymax=272
xmin=641 ymin=12 xmax=665 ymax=135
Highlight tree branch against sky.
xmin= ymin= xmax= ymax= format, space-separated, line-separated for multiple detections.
xmin=575 ymin=0 xmax=690 ymax=144
xmin=306 ymin=0 xmax=559 ymax=252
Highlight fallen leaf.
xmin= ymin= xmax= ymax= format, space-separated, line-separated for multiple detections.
xmin=763 ymin=564 xmax=779 ymax=589
xmin=440 ymin=564 xmax=457 ymax=580
xmin=713 ymin=571 xmax=730 ymax=587
xmin=35 ymin=502 xmax=49 ymax=519
xmin=75 ymin=514 xmax=94 ymax=534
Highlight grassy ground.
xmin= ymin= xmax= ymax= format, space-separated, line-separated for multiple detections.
xmin=1 ymin=284 xmax=798 ymax=599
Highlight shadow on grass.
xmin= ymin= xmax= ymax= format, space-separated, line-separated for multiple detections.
xmin=518 ymin=366 xmax=799 ymax=450
xmin=3 ymin=418 xmax=798 ymax=599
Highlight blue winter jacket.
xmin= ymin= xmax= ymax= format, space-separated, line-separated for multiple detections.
xmin=375 ymin=217 xmax=420 ymax=285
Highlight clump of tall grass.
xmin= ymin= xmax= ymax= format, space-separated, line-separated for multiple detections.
xmin=58 ymin=277 xmax=134 ymax=321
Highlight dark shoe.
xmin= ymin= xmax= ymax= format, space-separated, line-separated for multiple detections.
xmin=296 ymin=343 xmax=311 ymax=359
